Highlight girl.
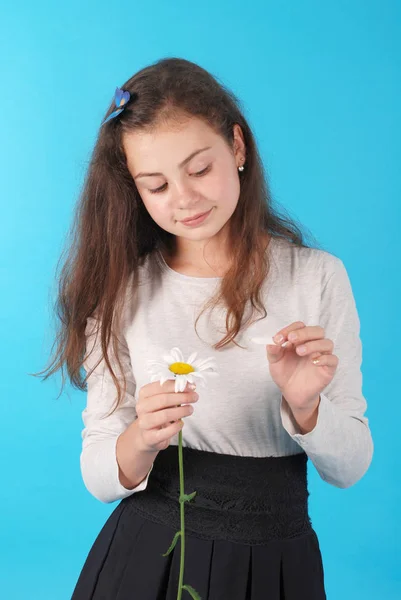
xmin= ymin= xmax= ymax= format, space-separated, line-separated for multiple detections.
xmin=38 ymin=57 xmax=373 ymax=599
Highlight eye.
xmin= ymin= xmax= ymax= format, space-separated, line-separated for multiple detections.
xmin=148 ymin=165 xmax=211 ymax=194
xmin=149 ymin=183 xmax=167 ymax=194
xmin=193 ymin=165 xmax=211 ymax=177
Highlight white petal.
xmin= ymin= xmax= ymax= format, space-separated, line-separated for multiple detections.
xmin=161 ymin=366 xmax=173 ymax=377
xmin=170 ymin=347 xmax=184 ymax=362
xmin=151 ymin=366 xmax=170 ymax=379
xmin=147 ymin=366 xmax=163 ymax=375
xmin=181 ymin=375 xmax=190 ymax=392
xmin=162 ymin=354 xmax=176 ymax=364
xmin=174 ymin=375 xmax=185 ymax=393
xmin=147 ymin=359 xmax=165 ymax=366
xmin=186 ymin=352 xmax=198 ymax=365
xmin=196 ymin=360 xmax=218 ymax=371
xmin=191 ymin=371 xmax=205 ymax=380
xmin=192 ymin=355 xmax=215 ymax=367
xmin=192 ymin=372 xmax=218 ymax=387
xmin=192 ymin=359 xmax=212 ymax=370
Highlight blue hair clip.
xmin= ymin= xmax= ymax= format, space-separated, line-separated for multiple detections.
xmin=102 ymin=87 xmax=131 ymax=125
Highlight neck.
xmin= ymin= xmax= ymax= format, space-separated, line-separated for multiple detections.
xmin=161 ymin=232 xmax=271 ymax=278
xmin=164 ymin=223 xmax=231 ymax=275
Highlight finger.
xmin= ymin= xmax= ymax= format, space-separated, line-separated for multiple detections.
xmin=266 ymin=344 xmax=286 ymax=364
xmin=140 ymin=379 xmax=196 ymax=401
xmin=273 ymin=321 xmax=306 ymax=344
xmin=137 ymin=390 xmax=198 ymax=417
xmin=311 ymin=354 xmax=339 ymax=367
xmin=142 ymin=404 xmax=194 ymax=430
xmin=154 ymin=419 xmax=184 ymax=439
xmin=295 ymin=339 xmax=334 ymax=356
xmin=287 ymin=325 xmax=325 ymax=344
xmin=273 ymin=323 xmax=325 ymax=345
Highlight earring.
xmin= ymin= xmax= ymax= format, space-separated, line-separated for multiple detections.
xmin=238 ymin=164 xmax=244 ymax=172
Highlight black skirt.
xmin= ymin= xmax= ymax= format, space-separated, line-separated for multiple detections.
xmin=71 ymin=445 xmax=326 ymax=599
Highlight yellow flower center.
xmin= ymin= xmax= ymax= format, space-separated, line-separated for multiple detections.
xmin=169 ymin=362 xmax=195 ymax=375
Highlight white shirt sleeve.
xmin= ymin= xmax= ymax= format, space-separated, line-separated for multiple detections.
xmin=79 ymin=315 xmax=154 ymax=504
xmin=280 ymin=255 xmax=374 ymax=488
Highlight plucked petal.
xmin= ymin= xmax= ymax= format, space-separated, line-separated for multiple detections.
xmin=250 ymin=336 xmax=276 ymax=345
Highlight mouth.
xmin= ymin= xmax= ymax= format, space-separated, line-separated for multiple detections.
xmin=179 ymin=208 xmax=213 ymax=226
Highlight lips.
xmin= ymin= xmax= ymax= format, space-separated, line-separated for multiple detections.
xmin=179 ymin=210 xmax=211 ymax=223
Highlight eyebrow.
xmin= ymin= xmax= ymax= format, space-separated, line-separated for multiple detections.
xmin=133 ymin=146 xmax=212 ymax=179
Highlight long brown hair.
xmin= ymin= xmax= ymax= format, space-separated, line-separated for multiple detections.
xmin=32 ymin=57 xmax=323 ymax=412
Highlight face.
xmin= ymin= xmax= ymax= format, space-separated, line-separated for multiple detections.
xmin=122 ymin=116 xmax=246 ymax=255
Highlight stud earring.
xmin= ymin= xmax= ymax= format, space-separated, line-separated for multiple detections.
xmin=238 ymin=163 xmax=245 ymax=172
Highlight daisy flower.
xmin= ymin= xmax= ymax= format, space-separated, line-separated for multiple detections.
xmin=147 ymin=346 xmax=218 ymax=393
xmin=146 ymin=346 xmax=218 ymax=600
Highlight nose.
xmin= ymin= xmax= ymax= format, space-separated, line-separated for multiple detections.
xmin=173 ymin=179 xmax=201 ymax=210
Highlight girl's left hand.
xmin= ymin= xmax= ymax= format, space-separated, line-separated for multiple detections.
xmin=266 ymin=322 xmax=339 ymax=411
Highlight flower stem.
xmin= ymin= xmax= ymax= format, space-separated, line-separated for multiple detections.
xmin=177 ymin=428 xmax=185 ymax=600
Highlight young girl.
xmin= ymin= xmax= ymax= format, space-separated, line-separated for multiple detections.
xmin=40 ymin=57 xmax=373 ymax=599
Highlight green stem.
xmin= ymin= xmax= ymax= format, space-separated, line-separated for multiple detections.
xmin=177 ymin=428 xmax=185 ymax=600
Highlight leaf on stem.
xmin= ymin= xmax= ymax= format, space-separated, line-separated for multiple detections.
xmin=180 ymin=491 xmax=197 ymax=503
xmin=182 ymin=584 xmax=202 ymax=599
xmin=161 ymin=530 xmax=181 ymax=557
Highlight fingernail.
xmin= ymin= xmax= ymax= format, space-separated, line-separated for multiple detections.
xmin=187 ymin=383 xmax=196 ymax=390
xmin=274 ymin=334 xmax=284 ymax=343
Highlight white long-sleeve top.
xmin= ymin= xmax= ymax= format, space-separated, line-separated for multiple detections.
xmin=80 ymin=237 xmax=373 ymax=503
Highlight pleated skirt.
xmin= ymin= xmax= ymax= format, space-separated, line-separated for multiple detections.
xmin=71 ymin=445 xmax=326 ymax=599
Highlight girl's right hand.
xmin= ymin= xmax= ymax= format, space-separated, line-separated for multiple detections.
xmin=135 ymin=380 xmax=199 ymax=452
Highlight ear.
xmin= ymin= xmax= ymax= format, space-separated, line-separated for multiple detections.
xmin=232 ymin=123 xmax=246 ymax=162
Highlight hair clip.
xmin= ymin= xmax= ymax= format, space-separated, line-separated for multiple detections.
xmin=101 ymin=87 xmax=131 ymax=125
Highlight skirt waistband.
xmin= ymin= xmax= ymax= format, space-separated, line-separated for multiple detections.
xmin=122 ymin=445 xmax=313 ymax=545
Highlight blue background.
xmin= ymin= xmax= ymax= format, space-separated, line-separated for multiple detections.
xmin=1 ymin=1 xmax=400 ymax=598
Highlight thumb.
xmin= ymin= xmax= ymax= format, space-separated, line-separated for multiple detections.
xmin=266 ymin=344 xmax=285 ymax=364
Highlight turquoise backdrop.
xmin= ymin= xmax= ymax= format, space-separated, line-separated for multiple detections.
xmin=1 ymin=1 xmax=400 ymax=598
